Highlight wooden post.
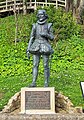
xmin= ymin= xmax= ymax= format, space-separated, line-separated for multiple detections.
xmin=23 ymin=0 xmax=27 ymax=15
xmin=6 ymin=0 xmax=7 ymax=10
xmin=56 ymin=0 xmax=58 ymax=9
xmin=65 ymin=0 xmax=67 ymax=8
xmin=14 ymin=0 xmax=18 ymax=45
xmin=14 ymin=0 xmax=16 ymax=13
xmin=45 ymin=0 xmax=47 ymax=7
xmin=34 ymin=0 xmax=36 ymax=10
xmin=30 ymin=0 xmax=32 ymax=7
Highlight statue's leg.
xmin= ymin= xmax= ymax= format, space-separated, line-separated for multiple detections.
xmin=43 ymin=55 xmax=50 ymax=87
xmin=29 ymin=54 xmax=40 ymax=87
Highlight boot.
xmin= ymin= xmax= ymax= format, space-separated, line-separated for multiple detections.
xmin=44 ymin=82 xmax=49 ymax=87
xmin=29 ymin=82 xmax=36 ymax=87
xmin=29 ymin=66 xmax=38 ymax=87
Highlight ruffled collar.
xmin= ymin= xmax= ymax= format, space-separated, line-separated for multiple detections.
xmin=37 ymin=19 xmax=47 ymax=25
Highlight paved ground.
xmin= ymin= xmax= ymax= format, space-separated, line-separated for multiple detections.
xmin=0 ymin=113 xmax=84 ymax=120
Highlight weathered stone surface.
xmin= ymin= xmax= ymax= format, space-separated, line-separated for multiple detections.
xmin=55 ymin=91 xmax=82 ymax=113
xmin=1 ymin=91 xmax=83 ymax=114
xmin=2 ymin=92 xmax=21 ymax=113
xmin=0 ymin=113 xmax=84 ymax=120
xmin=21 ymin=87 xmax=55 ymax=114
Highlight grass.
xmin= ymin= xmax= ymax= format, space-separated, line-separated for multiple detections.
xmin=0 ymin=66 xmax=84 ymax=110
xmin=50 ymin=69 xmax=84 ymax=107
xmin=0 ymin=75 xmax=32 ymax=110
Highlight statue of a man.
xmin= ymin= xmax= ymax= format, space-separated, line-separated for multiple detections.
xmin=27 ymin=9 xmax=54 ymax=87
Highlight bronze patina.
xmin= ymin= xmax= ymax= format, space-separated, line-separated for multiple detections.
xmin=27 ymin=10 xmax=54 ymax=87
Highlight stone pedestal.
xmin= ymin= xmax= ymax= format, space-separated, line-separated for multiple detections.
xmin=21 ymin=87 xmax=55 ymax=114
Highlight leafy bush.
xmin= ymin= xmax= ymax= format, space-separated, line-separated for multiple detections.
xmin=44 ymin=6 xmax=80 ymax=41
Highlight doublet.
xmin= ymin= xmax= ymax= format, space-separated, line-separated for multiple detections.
xmin=28 ymin=20 xmax=54 ymax=55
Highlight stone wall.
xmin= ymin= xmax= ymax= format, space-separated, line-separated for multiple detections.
xmin=2 ymin=92 xmax=21 ymax=113
xmin=1 ymin=91 xmax=82 ymax=114
xmin=0 ymin=90 xmax=84 ymax=120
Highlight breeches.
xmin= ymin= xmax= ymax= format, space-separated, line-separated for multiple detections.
xmin=33 ymin=54 xmax=49 ymax=70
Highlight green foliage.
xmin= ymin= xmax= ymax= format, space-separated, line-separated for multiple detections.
xmin=0 ymin=7 xmax=84 ymax=110
xmin=53 ymin=36 xmax=84 ymax=71
xmin=43 ymin=6 xmax=81 ymax=41
xmin=0 ymin=6 xmax=81 ymax=44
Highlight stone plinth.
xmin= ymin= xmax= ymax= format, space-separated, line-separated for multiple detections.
xmin=21 ymin=87 xmax=55 ymax=114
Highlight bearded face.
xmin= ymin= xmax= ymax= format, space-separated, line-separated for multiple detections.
xmin=38 ymin=13 xmax=46 ymax=22
xmin=37 ymin=10 xmax=47 ymax=22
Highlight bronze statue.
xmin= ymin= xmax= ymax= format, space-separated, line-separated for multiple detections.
xmin=27 ymin=10 xmax=54 ymax=87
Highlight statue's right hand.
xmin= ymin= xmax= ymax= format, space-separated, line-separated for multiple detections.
xmin=26 ymin=50 xmax=30 ymax=60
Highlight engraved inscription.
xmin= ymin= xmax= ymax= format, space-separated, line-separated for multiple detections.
xmin=25 ymin=91 xmax=50 ymax=110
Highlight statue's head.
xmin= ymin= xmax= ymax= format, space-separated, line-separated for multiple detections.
xmin=37 ymin=10 xmax=48 ymax=22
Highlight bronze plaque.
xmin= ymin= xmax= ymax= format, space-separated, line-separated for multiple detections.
xmin=25 ymin=91 xmax=50 ymax=110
